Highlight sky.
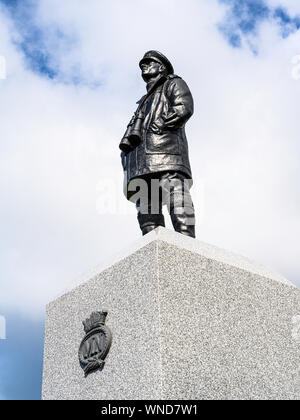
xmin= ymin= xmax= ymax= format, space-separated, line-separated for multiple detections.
xmin=0 ymin=0 xmax=300 ymax=400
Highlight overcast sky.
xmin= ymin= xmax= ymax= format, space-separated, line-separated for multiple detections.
xmin=1 ymin=0 xmax=300 ymax=399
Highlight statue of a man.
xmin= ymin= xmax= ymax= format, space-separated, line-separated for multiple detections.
xmin=119 ymin=51 xmax=195 ymax=238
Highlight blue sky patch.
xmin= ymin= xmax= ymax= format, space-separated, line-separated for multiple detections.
xmin=274 ymin=7 xmax=300 ymax=38
xmin=0 ymin=312 xmax=44 ymax=400
xmin=0 ymin=0 xmax=64 ymax=80
xmin=218 ymin=0 xmax=300 ymax=51
xmin=0 ymin=0 xmax=98 ymax=85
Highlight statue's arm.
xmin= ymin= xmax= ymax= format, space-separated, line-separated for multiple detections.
xmin=161 ymin=78 xmax=194 ymax=130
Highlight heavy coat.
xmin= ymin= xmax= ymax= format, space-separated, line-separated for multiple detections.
xmin=121 ymin=75 xmax=194 ymax=196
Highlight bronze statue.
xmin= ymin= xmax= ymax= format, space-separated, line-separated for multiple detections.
xmin=120 ymin=51 xmax=195 ymax=238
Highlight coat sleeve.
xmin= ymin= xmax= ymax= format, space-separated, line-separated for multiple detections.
xmin=161 ymin=78 xmax=194 ymax=130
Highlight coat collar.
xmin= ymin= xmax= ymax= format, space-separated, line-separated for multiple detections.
xmin=136 ymin=74 xmax=181 ymax=105
xmin=146 ymin=74 xmax=166 ymax=92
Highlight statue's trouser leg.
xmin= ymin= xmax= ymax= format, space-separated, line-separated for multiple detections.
xmin=136 ymin=176 xmax=165 ymax=236
xmin=160 ymin=172 xmax=196 ymax=238
xmin=134 ymin=172 xmax=195 ymax=237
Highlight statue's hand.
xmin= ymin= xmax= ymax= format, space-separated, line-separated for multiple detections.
xmin=150 ymin=118 xmax=165 ymax=134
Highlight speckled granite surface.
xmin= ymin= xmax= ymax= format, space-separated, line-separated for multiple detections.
xmin=42 ymin=228 xmax=300 ymax=400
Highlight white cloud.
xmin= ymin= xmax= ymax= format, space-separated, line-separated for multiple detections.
xmin=0 ymin=0 xmax=300 ymax=318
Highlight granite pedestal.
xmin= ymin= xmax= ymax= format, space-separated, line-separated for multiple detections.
xmin=42 ymin=228 xmax=300 ymax=400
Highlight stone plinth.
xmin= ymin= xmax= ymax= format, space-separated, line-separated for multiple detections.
xmin=42 ymin=228 xmax=300 ymax=400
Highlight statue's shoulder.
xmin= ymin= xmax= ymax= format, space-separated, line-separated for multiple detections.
xmin=164 ymin=74 xmax=184 ymax=88
xmin=167 ymin=74 xmax=182 ymax=81
xmin=164 ymin=74 xmax=182 ymax=92
xmin=165 ymin=74 xmax=182 ymax=85
xmin=164 ymin=74 xmax=190 ymax=94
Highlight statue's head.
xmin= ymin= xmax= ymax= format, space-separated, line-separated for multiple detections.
xmin=139 ymin=51 xmax=174 ymax=82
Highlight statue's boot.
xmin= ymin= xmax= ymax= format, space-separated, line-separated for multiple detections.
xmin=137 ymin=213 xmax=165 ymax=236
xmin=142 ymin=225 xmax=159 ymax=236
xmin=170 ymin=207 xmax=196 ymax=238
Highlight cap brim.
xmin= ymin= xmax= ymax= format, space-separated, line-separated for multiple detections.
xmin=139 ymin=57 xmax=163 ymax=69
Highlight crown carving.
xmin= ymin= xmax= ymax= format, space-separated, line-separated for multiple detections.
xmin=83 ymin=311 xmax=108 ymax=333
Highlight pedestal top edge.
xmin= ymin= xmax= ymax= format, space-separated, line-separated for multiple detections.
xmin=48 ymin=227 xmax=295 ymax=306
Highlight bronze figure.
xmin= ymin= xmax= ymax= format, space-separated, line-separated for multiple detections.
xmin=120 ymin=51 xmax=195 ymax=238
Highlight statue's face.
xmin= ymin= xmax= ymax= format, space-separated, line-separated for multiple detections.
xmin=140 ymin=59 xmax=164 ymax=81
